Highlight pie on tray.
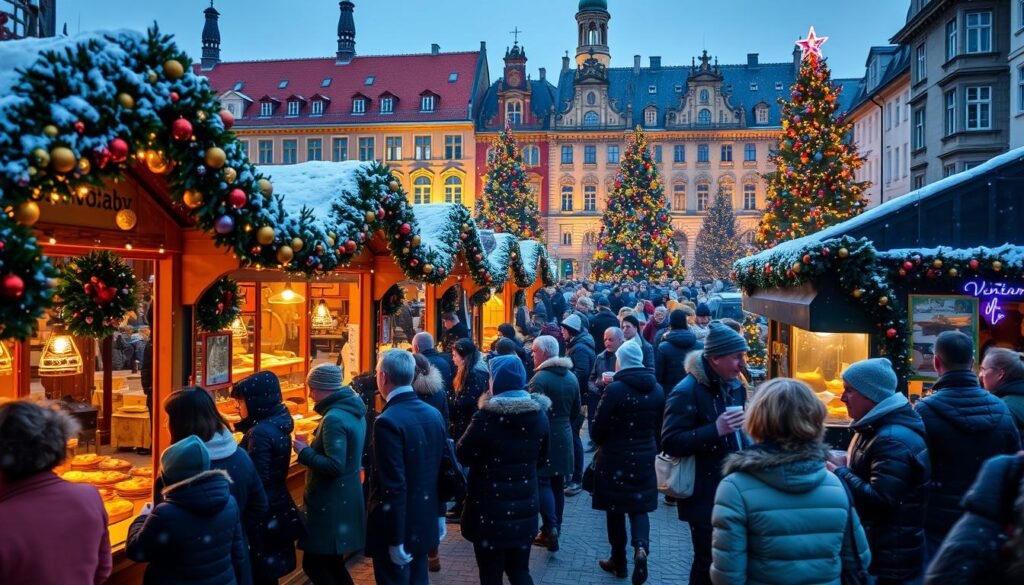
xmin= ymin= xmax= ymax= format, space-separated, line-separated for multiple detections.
xmin=63 ymin=470 xmax=130 ymax=485
xmin=70 ymin=454 xmax=107 ymax=468
xmin=98 ymin=458 xmax=132 ymax=471
xmin=131 ymin=466 xmax=153 ymax=477
xmin=104 ymin=498 xmax=134 ymax=524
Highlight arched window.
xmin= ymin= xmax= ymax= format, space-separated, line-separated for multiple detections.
xmin=700 ymin=89 xmax=710 ymax=104
xmin=506 ymin=101 xmax=522 ymax=126
xmin=673 ymin=183 xmax=686 ymax=210
xmin=444 ymin=175 xmax=463 ymax=204
xmin=588 ymin=23 xmax=599 ymax=45
xmin=523 ymin=145 xmax=539 ymax=166
xmin=644 ymin=108 xmax=657 ymax=127
xmin=584 ymin=111 xmax=599 ymax=127
xmin=697 ymin=109 xmax=712 ymax=126
xmin=561 ymin=185 xmax=574 ymax=212
xmin=720 ymin=181 xmax=734 ymax=208
xmin=413 ymin=176 xmax=432 ymax=204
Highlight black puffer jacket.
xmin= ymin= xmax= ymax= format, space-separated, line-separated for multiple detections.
xmin=419 ymin=348 xmax=454 ymax=397
xmin=925 ymin=454 xmax=1024 ymax=585
xmin=916 ymin=370 xmax=1022 ymax=540
xmin=566 ymin=331 xmax=596 ymax=400
xmin=655 ymin=329 xmax=701 ymax=391
xmin=450 ymin=362 xmax=489 ymax=442
xmin=835 ymin=393 xmax=930 ymax=581
xmin=589 ymin=308 xmax=619 ymax=347
xmin=591 ymin=367 xmax=665 ymax=514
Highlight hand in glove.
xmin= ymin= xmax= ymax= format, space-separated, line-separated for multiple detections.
xmin=388 ymin=544 xmax=413 ymax=567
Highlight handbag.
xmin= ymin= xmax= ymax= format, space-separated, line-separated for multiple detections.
xmin=438 ymin=438 xmax=467 ymax=502
xmin=839 ymin=480 xmax=870 ymax=585
xmin=655 ymin=453 xmax=696 ymax=498
xmin=581 ymin=458 xmax=597 ymax=493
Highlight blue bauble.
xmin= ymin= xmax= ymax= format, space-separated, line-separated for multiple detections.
xmin=215 ymin=215 xmax=234 ymax=234
xmin=814 ymin=152 xmax=823 ymax=161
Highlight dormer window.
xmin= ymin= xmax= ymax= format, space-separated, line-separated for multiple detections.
xmin=645 ymin=107 xmax=658 ymax=127
xmin=506 ymin=100 xmax=523 ymax=126
xmin=311 ymin=100 xmax=324 ymax=115
xmin=648 ymin=85 xmax=657 ymax=95
xmin=260 ymin=102 xmax=273 ymax=117
xmin=700 ymin=88 xmax=710 ymax=104
xmin=749 ymin=82 xmax=758 ymax=91
xmin=697 ymin=108 xmax=711 ymax=126
xmin=278 ymin=80 xmax=288 ymax=89
xmin=775 ymin=81 xmax=784 ymax=91
xmin=287 ymin=101 xmax=300 ymax=117
xmin=421 ymin=95 xmax=435 ymax=112
xmin=755 ymin=105 xmax=769 ymax=124
xmin=380 ymin=97 xmax=394 ymax=114
xmin=674 ymin=84 xmax=683 ymax=93
xmin=353 ymin=98 xmax=366 ymax=114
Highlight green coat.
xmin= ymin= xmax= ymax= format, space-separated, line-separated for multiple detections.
xmin=995 ymin=379 xmax=1024 ymax=437
xmin=529 ymin=356 xmax=581 ymax=478
xmin=297 ymin=389 xmax=367 ymax=555
xmin=711 ymin=442 xmax=871 ymax=585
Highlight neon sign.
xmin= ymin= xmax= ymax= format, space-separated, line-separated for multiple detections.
xmin=962 ymin=280 xmax=1024 ymax=325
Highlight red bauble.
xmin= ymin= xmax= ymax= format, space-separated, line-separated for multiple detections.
xmin=227 ymin=188 xmax=247 ymax=208
xmin=74 ymin=121 xmax=86 ymax=135
xmin=1 ymin=273 xmax=24 ymax=298
xmin=219 ymin=109 xmax=235 ymax=130
xmin=93 ymin=147 xmax=112 ymax=169
xmin=399 ymin=223 xmax=411 ymax=235
xmin=376 ymin=208 xmax=385 ymax=219
xmin=969 ymin=259 xmax=979 ymax=270
xmin=169 ymin=92 xmax=180 ymax=103
xmin=345 ymin=240 xmax=356 ymax=253
xmin=108 ymin=138 xmax=129 ymax=163
xmin=95 ymin=286 xmax=117 ymax=305
xmin=170 ymin=118 xmax=193 ymax=142
xmin=898 ymin=269 xmax=907 ymax=277
xmin=886 ymin=328 xmax=897 ymax=339
xmin=802 ymin=254 xmax=811 ymax=264
xmin=903 ymin=261 xmax=913 ymax=271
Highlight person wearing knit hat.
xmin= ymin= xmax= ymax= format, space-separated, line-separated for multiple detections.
xmin=703 ymin=321 xmax=749 ymax=358
xmin=841 ymin=358 xmax=897 ymax=404
xmin=561 ymin=312 xmax=584 ymax=336
xmin=561 ymin=311 xmax=596 ymax=497
xmin=692 ymin=304 xmax=712 ymax=342
xmin=615 ymin=340 xmax=644 ymax=371
xmin=160 ymin=434 xmax=211 ymax=485
xmin=489 ymin=354 xmax=528 ymax=395
xmin=620 ymin=314 xmax=654 ymax=370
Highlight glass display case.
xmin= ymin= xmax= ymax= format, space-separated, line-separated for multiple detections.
xmin=376 ymin=282 xmax=425 ymax=357
xmin=790 ymin=327 xmax=869 ymax=425
xmin=480 ymin=290 xmax=505 ymax=350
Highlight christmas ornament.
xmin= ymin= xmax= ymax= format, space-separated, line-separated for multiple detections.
xmin=389 ymin=180 xmax=400 ymax=192
xmin=257 ymin=178 xmax=273 ymax=197
xmin=145 ymin=150 xmax=171 ymax=174
xmin=222 ymin=167 xmax=237 ymax=184
xmin=838 ymin=247 xmax=849 ymax=258
xmin=170 ymin=118 xmax=193 ymax=141
xmin=399 ymin=223 xmax=411 ymax=235
xmin=204 ymin=147 xmax=227 ymax=169
xmin=886 ymin=328 xmax=897 ymax=339
xmin=109 ymin=138 xmax=129 ymax=163
xmin=290 ymin=237 xmax=304 ymax=252
xmin=932 ymin=259 xmax=943 ymax=269
xmin=163 ymin=59 xmax=185 ymax=80
xmin=878 ymin=296 xmax=889 ymax=306
xmin=227 ymin=189 xmax=247 ymax=209
xmin=117 ymin=92 xmax=135 ymax=109
xmin=30 ymin=147 xmax=50 ymax=168
xmin=49 ymin=146 xmax=76 ymax=174
xmin=968 ymin=259 xmax=979 ymax=270
xmin=76 ymin=157 xmax=91 ymax=175
xmin=993 ymin=260 xmax=1003 ymax=272
xmin=276 ymin=245 xmax=294 ymax=264
xmin=215 ymin=215 xmax=235 ymax=234
xmin=219 ymin=109 xmax=235 ymax=130
xmin=183 ymin=189 xmax=204 ymax=209
xmin=115 ymin=209 xmax=137 ymax=231
xmin=256 ymin=226 xmax=275 ymax=245
xmin=14 ymin=201 xmax=40 ymax=225
xmin=1 ymin=274 xmax=25 ymax=298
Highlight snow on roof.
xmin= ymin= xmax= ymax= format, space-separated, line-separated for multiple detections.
xmin=258 ymin=161 xmax=368 ymax=215
xmin=412 ymin=204 xmax=461 ymax=261
xmin=879 ymin=244 xmax=1024 ymax=269
xmin=486 ymin=232 xmax=517 ymax=275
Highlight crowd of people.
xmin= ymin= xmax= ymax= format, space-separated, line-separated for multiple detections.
xmin=3 ymin=278 xmax=1024 ymax=585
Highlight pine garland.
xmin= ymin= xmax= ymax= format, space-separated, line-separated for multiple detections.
xmin=56 ymin=251 xmax=139 ymax=338
xmin=195 ymin=277 xmax=242 ymax=333
xmin=0 ymin=218 xmax=57 ymax=340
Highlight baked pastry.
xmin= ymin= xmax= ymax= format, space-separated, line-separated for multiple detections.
xmin=104 ymin=498 xmax=134 ymax=524
xmin=131 ymin=466 xmax=153 ymax=477
xmin=98 ymin=458 xmax=132 ymax=471
xmin=70 ymin=454 xmax=107 ymax=468
xmin=62 ymin=470 xmax=129 ymax=485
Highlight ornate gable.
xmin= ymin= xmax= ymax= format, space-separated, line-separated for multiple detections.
xmin=666 ymin=51 xmax=744 ymax=129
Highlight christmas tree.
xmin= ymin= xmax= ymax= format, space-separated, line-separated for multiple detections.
xmin=743 ymin=312 xmax=767 ymax=370
xmin=692 ymin=187 xmax=746 ymax=281
xmin=756 ymin=27 xmax=867 ymax=250
xmin=474 ymin=126 xmax=542 ymax=238
xmin=591 ymin=127 xmax=685 ymax=282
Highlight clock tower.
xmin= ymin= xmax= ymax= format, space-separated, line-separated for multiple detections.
xmin=498 ymin=41 xmax=533 ymax=127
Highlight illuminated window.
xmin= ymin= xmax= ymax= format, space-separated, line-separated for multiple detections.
xmin=414 ymin=176 xmax=432 ymax=204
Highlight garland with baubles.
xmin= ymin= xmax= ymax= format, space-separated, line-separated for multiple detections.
xmin=0 ymin=218 xmax=57 ymax=340
xmin=469 ymin=288 xmax=493 ymax=306
xmin=56 ymin=251 xmax=139 ymax=338
xmin=440 ymin=286 xmax=460 ymax=315
xmin=878 ymin=244 xmax=1021 ymax=287
xmin=196 ymin=277 xmax=242 ymax=333
xmin=380 ymin=284 xmax=406 ymax=317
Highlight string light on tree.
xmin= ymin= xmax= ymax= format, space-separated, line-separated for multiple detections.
xmin=474 ymin=126 xmax=543 ymax=239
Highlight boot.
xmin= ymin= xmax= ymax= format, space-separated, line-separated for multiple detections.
xmin=532 ymin=531 xmax=549 ymax=548
xmin=632 ymin=547 xmax=648 ymax=585
xmin=428 ymin=551 xmax=441 ymax=573
xmin=547 ymin=527 xmax=560 ymax=553
xmin=598 ymin=549 xmax=627 ymax=578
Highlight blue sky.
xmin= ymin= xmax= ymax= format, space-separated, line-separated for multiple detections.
xmin=58 ymin=1 xmax=910 ymax=80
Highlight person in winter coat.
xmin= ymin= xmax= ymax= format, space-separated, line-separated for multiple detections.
xmin=127 ymin=436 xmax=251 ymax=585
xmin=828 ymin=358 xmax=930 ymax=585
xmin=492 ymin=323 xmax=533 ymax=379
xmin=692 ymin=303 xmax=712 ymax=342
xmin=458 ymin=355 xmax=550 ymax=585
xmin=641 ymin=306 xmax=669 ymax=346
xmin=439 ymin=312 xmax=470 ymax=353
xmin=292 ymin=364 xmax=366 ymax=585
xmin=549 ymin=285 xmax=568 ymax=325
xmin=980 ymin=347 xmax=1024 ymax=434
xmin=655 ymin=310 xmax=701 ymax=391
xmin=711 ymin=378 xmax=871 ymax=585
xmin=534 ymin=289 xmax=554 ymax=324
xmin=160 ymin=388 xmax=271 ymax=581
xmin=529 ymin=335 xmax=581 ymax=552
xmin=0 ymin=401 xmax=112 ymax=585
xmin=924 ymin=453 xmax=1024 ymax=584
xmin=591 ymin=342 xmax=665 ymax=585
xmin=412 ymin=332 xmax=454 ymax=398
xmin=589 ymin=296 xmax=620 ymax=347
xmin=413 ymin=353 xmax=450 ymax=429
xmin=915 ymin=331 xmax=1021 ymax=558
xmin=561 ymin=313 xmax=596 ymax=496
xmin=661 ymin=322 xmax=750 ymax=585
xmin=620 ymin=315 xmax=654 ymax=370
xmin=231 ymin=373 xmax=305 ymax=583
xmin=588 ymin=327 xmax=626 ymax=453
xmin=449 ymin=338 xmax=490 ymax=443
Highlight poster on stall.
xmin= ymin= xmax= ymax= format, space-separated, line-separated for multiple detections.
xmin=908 ymin=295 xmax=978 ymax=380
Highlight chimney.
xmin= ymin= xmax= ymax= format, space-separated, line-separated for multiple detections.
xmin=633 ymin=54 xmax=641 ymax=73
xmin=539 ymin=67 xmax=546 ymax=81
xmin=562 ymin=54 xmax=570 ymax=73
xmin=336 ymin=0 xmax=356 ymax=65
xmin=747 ymin=53 xmax=759 ymax=66
xmin=200 ymin=1 xmax=221 ymax=71
xmin=649 ymin=56 xmax=661 ymax=70
xmin=431 ymin=43 xmax=440 ymax=55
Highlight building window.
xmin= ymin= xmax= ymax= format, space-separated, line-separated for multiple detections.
xmin=895 ymin=96 xmax=901 ymax=127
xmin=380 ymin=97 xmax=394 ymax=114
xmin=444 ymin=135 xmax=462 ymax=160
xmin=673 ymin=184 xmax=686 ymax=210
xmin=720 ymin=144 xmax=733 ymax=163
xmin=260 ymin=102 xmax=273 ymax=117
xmin=258 ymin=140 xmax=273 ymax=165
xmin=358 ymin=137 xmax=374 ymax=161
xmin=915 ymin=44 xmax=926 ymax=83
xmin=353 ymin=98 xmax=368 ymax=114
xmin=945 ymin=89 xmax=956 ymax=135
xmin=654 ymin=145 xmax=662 ymax=163
xmin=645 ymin=108 xmax=657 ymax=127
xmin=239 ymin=140 xmax=248 ymax=158
xmin=913 ymin=108 xmax=926 ymax=150
xmin=885 ymin=149 xmax=892 ymax=184
xmin=287 ymin=101 xmax=300 ymax=117
xmin=886 ymin=103 xmax=893 ymax=130
xmin=385 ymin=136 xmax=403 ymax=161
xmin=584 ymin=185 xmax=597 ymax=211
xmin=562 ymin=231 xmax=572 ymax=246
xmin=561 ymin=186 xmax=574 ymax=211
xmin=696 ymin=183 xmax=709 ymax=211
xmin=307 ymin=138 xmax=322 ymax=161
xmin=1019 ymin=0 xmax=1024 ymax=31
xmin=943 ymin=163 xmax=957 ymax=178
xmin=523 ymin=145 xmax=539 ymax=166
xmin=700 ymin=88 xmax=709 ymax=104
xmin=414 ymin=136 xmax=432 ymax=160
xmin=966 ymin=11 xmax=992 ymax=54
xmin=697 ymin=109 xmax=712 ymax=126
xmin=743 ymin=184 xmax=756 ymax=210
xmin=413 ymin=176 xmax=431 ymax=204
xmin=332 ymin=137 xmax=348 ymax=162
xmin=444 ymin=176 xmax=462 ymax=204
xmin=744 ymin=143 xmax=756 ymax=162
xmin=697 ymin=144 xmax=709 ymax=163
xmin=895 ymin=146 xmax=901 ymax=179
xmin=966 ymin=85 xmax=991 ymax=130
xmin=420 ymin=95 xmax=435 ymax=112
xmin=607 ymin=145 xmax=620 ymax=164
xmin=282 ymin=139 xmax=297 ymax=164
xmin=756 ymin=107 xmax=769 ymax=124
xmin=561 ymin=145 xmax=573 ymax=165
xmin=506 ymin=101 xmax=522 ymax=126
xmin=721 ymin=182 xmax=734 ymax=206
xmin=913 ymin=174 xmax=925 ymax=190
xmin=584 ymin=111 xmax=599 ymax=127
xmin=584 ymin=145 xmax=597 ymax=165
xmin=946 ymin=18 xmax=958 ymax=61
xmin=311 ymin=100 xmax=324 ymax=115
xmin=673 ymin=144 xmax=686 ymax=163
xmin=1018 ymin=65 xmax=1024 ymax=112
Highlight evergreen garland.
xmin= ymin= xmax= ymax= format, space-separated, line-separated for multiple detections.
xmin=469 ymin=288 xmax=493 ymax=306
xmin=56 ymin=250 xmax=138 ymax=338
xmin=0 ymin=217 xmax=57 ymax=340
xmin=195 ymin=277 xmax=242 ymax=333
xmin=440 ymin=286 xmax=460 ymax=315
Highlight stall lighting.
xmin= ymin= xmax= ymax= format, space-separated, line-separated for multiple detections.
xmin=268 ymin=283 xmax=304 ymax=305
xmin=48 ymin=235 xmax=57 ymax=245
xmin=39 ymin=328 xmax=83 ymax=377
xmin=125 ymin=242 xmax=133 ymax=250
xmin=0 ymin=342 xmax=12 ymax=375
xmin=229 ymin=316 xmax=248 ymax=341
xmin=158 ymin=245 xmax=165 ymax=254
xmin=312 ymin=300 xmax=333 ymax=330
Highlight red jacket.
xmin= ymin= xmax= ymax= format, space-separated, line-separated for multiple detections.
xmin=0 ymin=471 xmax=112 ymax=584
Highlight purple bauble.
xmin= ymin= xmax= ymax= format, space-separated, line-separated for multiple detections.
xmin=215 ymin=215 xmax=235 ymax=234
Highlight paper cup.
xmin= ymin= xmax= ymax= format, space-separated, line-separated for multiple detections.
xmin=725 ymin=405 xmax=743 ymax=412
xmin=601 ymin=372 xmax=614 ymax=384
xmin=295 ymin=432 xmax=308 ymax=444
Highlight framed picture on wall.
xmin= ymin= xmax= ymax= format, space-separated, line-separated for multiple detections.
xmin=380 ymin=315 xmax=392 ymax=346
xmin=201 ymin=331 xmax=233 ymax=390
xmin=908 ymin=295 xmax=979 ymax=380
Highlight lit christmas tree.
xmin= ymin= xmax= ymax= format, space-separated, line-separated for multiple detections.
xmin=474 ymin=126 xmax=542 ymax=238
xmin=743 ymin=312 xmax=767 ymax=369
xmin=756 ymin=27 xmax=868 ymax=250
xmin=591 ymin=127 xmax=685 ymax=282
xmin=692 ymin=187 xmax=745 ymax=281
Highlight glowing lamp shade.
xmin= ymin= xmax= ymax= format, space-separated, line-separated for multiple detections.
xmin=312 ymin=300 xmax=333 ymax=330
xmin=39 ymin=330 xmax=83 ymax=377
xmin=0 ymin=342 xmax=12 ymax=375
xmin=268 ymin=283 xmax=305 ymax=305
xmin=229 ymin=316 xmax=248 ymax=341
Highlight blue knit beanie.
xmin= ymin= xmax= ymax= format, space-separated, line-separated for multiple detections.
xmin=842 ymin=358 xmax=897 ymax=403
xmin=307 ymin=363 xmax=344 ymax=392
xmin=160 ymin=435 xmax=210 ymax=485
xmin=489 ymin=354 xmax=527 ymax=394
xmin=703 ymin=321 xmax=749 ymax=357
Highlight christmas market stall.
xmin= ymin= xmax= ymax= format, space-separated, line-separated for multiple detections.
xmin=735 ymin=147 xmax=1024 ymax=445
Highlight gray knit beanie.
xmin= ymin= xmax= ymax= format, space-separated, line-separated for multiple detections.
xmin=703 ymin=321 xmax=749 ymax=357
xmin=306 ymin=363 xmax=344 ymax=392
xmin=842 ymin=358 xmax=897 ymax=403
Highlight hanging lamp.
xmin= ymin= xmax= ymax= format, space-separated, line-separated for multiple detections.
xmin=39 ymin=327 xmax=84 ymax=377
xmin=268 ymin=282 xmax=305 ymax=305
xmin=0 ymin=342 xmax=13 ymax=375
xmin=311 ymin=300 xmax=333 ymax=330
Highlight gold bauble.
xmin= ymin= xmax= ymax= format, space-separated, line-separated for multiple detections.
xmin=14 ymin=201 xmax=40 ymax=225
xmin=402 ymin=247 xmax=410 ymax=254
xmin=365 ymin=211 xmax=376 ymax=223
xmin=42 ymin=125 xmax=59 ymax=138
xmin=118 ymin=93 xmax=135 ymax=109
xmin=257 ymin=178 xmax=273 ymax=197
xmin=290 ymin=237 xmax=304 ymax=252
xmin=879 ymin=296 xmax=889 ymax=306
xmin=256 ymin=226 xmax=275 ymax=245
xmin=326 ymin=237 xmax=335 ymax=247
xmin=993 ymin=260 xmax=1003 ymax=272
xmin=852 ymin=288 xmax=864 ymax=299
xmin=411 ymin=235 xmax=421 ymax=247
xmin=49 ymin=146 xmax=77 ymax=174
xmin=204 ymin=147 xmax=227 ymax=169
xmin=388 ymin=180 xmax=399 ymax=192
xmin=423 ymin=264 xmax=434 ymax=274
xmin=31 ymin=147 xmax=50 ymax=168
xmin=163 ymin=59 xmax=185 ymax=80
xmin=838 ymin=247 xmax=849 ymax=258
xmin=276 ymin=245 xmax=294 ymax=264
xmin=77 ymin=157 xmax=91 ymax=175
xmin=222 ymin=167 xmax=237 ymax=184
xmin=145 ymin=150 xmax=171 ymax=174
xmin=932 ymin=259 xmax=943 ymax=269
xmin=115 ymin=209 xmax=138 ymax=230
xmin=948 ymin=268 xmax=958 ymax=278
xmin=183 ymin=189 xmax=204 ymax=209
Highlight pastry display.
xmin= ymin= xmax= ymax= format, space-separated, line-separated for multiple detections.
xmin=114 ymin=477 xmax=153 ymax=499
xmin=104 ymin=498 xmax=134 ymax=524
xmin=62 ymin=470 xmax=130 ymax=485
xmin=131 ymin=466 xmax=153 ymax=477
xmin=97 ymin=458 xmax=132 ymax=471
xmin=97 ymin=488 xmax=115 ymax=501
xmin=70 ymin=454 xmax=107 ymax=469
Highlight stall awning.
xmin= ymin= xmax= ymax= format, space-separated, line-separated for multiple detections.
xmin=744 ymin=282 xmax=875 ymax=333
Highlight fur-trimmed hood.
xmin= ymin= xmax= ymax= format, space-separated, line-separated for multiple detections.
xmin=535 ymin=356 xmax=573 ymax=372
xmin=413 ymin=364 xmax=444 ymax=396
xmin=684 ymin=351 xmax=712 ymax=386
xmin=722 ymin=442 xmax=831 ymax=494
xmin=479 ymin=391 xmax=552 ymax=415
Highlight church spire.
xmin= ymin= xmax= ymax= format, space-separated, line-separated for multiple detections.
xmin=336 ymin=1 xmax=356 ymax=65
xmin=201 ymin=0 xmax=221 ymax=71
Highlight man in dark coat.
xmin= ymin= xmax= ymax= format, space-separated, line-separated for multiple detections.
xmin=413 ymin=332 xmax=454 ymax=398
xmin=439 ymin=313 xmax=469 ymax=353
xmin=589 ymin=295 xmax=620 ymax=345
xmin=607 ymin=286 xmax=624 ymax=314
xmin=549 ymin=285 xmax=568 ymax=324
xmin=661 ymin=323 xmax=749 ymax=585
xmin=561 ymin=313 xmax=596 ymax=496
xmin=587 ymin=326 xmax=625 ymax=453
xmin=830 ymin=358 xmax=931 ymax=585
xmin=620 ymin=315 xmax=654 ymax=370
xmin=366 ymin=350 xmax=447 ymax=585
xmin=655 ymin=310 xmax=701 ymax=391
xmin=915 ymin=331 xmax=1022 ymax=560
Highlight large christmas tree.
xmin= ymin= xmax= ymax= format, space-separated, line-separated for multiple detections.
xmin=474 ymin=126 xmax=542 ymax=238
xmin=692 ymin=187 xmax=745 ymax=281
xmin=756 ymin=27 xmax=867 ymax=250
xmin=591 ymin=127 xmax=685 ymax=282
